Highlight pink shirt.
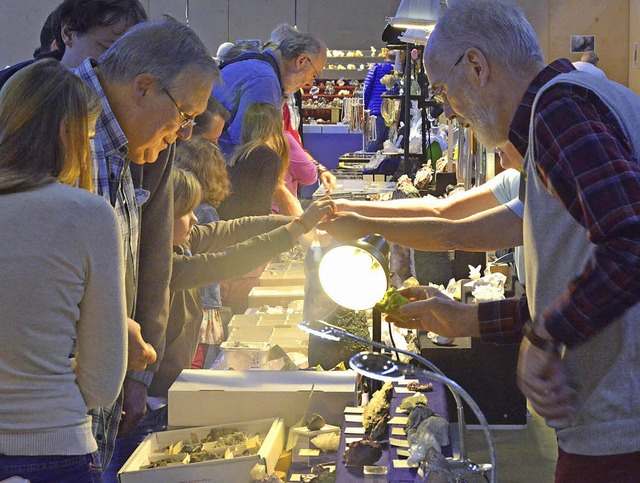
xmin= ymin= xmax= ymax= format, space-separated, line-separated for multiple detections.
xmin=284 ymin=130 xmax=318 ymax=195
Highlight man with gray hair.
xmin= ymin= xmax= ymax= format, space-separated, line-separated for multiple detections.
xmin=387 ymin=0 xmax=640 ymax=480
xmin=74 ymin=17 xmax=219 ymax=473
xmin=212 ymin=28 xmax=327 ymax=157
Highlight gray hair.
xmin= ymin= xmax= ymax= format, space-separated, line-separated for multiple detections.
xmin=270 ymin=23 xmax=298 ymax=43
xmin=433 ymin=0 xmax=543 ymax=71
xmin=98 ymin=16 xmax=219 ymax=88
xmin=274 ymin=26 xmax=326 ymax=61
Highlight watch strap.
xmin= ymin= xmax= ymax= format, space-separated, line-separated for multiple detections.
xmin=523 ymin=320 xmax=562 ymax=354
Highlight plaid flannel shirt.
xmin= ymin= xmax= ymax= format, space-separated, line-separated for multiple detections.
xmin=479 ymin=59 xmax=640 ymax=349
xmin=76 ymin=58 xmax=142 ymax=469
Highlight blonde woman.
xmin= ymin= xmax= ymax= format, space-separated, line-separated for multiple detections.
xmin=217 ymin=101 xmax=290 ymax=219
xmin=0 ymin=60 xmax=127 ymax=481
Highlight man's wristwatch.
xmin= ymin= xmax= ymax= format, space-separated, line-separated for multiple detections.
xmin=523 ymin=320 xmax=562 ymax=354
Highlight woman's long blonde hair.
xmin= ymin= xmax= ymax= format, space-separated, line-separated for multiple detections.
xmin=172 ymin=168 xmax=202 ymax=218
xmin=228 ymin=102 xmax=289 ymax=180
xmin=0 ymin=59 xmax=101 ymax=193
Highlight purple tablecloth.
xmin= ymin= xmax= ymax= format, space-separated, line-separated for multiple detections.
xmin=289 ymin=377 xmax=450 ymax=482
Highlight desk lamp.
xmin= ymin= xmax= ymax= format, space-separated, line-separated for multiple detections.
xmin=298 ymin=319 xmax=488 ymax=478
xmin=317 ymin=234 xmax=390 ymax=311
xmin=350 ymin=351 xmax=496 ymax=483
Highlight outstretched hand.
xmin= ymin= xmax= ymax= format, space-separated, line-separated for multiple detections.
xmin=387 ymin=286 xmax=481 ymax=338
xmin=319 ymin=171 xmax=337 ymax=194
xmin=317 ymin=211 xmax=370 ymax=241
xmin=299 ymin=196 xmax=336 ymax=230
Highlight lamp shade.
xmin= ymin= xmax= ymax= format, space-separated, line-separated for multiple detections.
xmin=390 ymin=0 xmax=445 ymax=30
xmin=318 ymin=234 xmax=390 ymax=311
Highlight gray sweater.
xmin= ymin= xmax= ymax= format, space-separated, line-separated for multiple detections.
xmin=0 ymin=182 xmax=127 ymax=455
xmin=524 ymin=71 xmax=640 ymax=455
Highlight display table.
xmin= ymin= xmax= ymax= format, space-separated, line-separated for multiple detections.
xmin=288 ymin=378 xmax=451 ymax=482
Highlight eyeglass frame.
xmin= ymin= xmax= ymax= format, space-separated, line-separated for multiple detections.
xmin=428 ymin=52 xmax=465 ymax=105
xmin=162 ymin=88 xmax=197 ymax=129
xmin=306 ymin=56 xmax=320 ymax=79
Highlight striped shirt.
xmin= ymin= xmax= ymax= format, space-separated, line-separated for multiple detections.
xmin=479 ymin=58 xmax=640 ymax=348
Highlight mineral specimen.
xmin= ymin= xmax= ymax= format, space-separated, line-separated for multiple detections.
xmin=399 ymin=393 xmax=428 ymax=412
xmin=343 ymin=438 xmax=383 ymax=466
xmin=374 ymin=287 xmax=411 ymax=321
xmin=305 ymin=413 xmax=326 ymax=431
xmin=406 ymin=381 xmax=434 ymax=393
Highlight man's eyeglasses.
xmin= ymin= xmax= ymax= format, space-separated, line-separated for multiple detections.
xmin=163 ymin=88 xmax=197 ymax=129
xmin=307 ymin=57 xmax=320 ymax=79
xmin=428 ymin=53 xmax=465 ymax=105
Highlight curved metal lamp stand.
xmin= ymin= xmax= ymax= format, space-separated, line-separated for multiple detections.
xmin=299 ymin=320 xmax=496 ymax=482
xmin=350 ymin=351 xmax=496 ymax=483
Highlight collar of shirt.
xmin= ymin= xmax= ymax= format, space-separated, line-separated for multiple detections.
xmin=75 ymin=59 xmax=128 ymax=158
xmin=263 ymin=49 xmax=285 ymax=96
xmin=508 ymin=58 xmax=575 ymax=158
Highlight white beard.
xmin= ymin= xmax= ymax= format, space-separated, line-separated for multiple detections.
xmin=463 ymin=101 xmax=506 ymax=149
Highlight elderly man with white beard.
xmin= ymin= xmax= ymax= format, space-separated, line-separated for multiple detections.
xmin=375 ymin=1 xmax=640 ymax=481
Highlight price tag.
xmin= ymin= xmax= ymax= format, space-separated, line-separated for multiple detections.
xmin=389 ymin=437 xmax=410 ymax=448
xmin=343 ymin=406 xmax=364 ymax=414
xmin=395 ymin=386 xmax=413 ymax=394
xmin=388 ymin=416 xmax=408 ymax=425
xmin=299 ymin=448 xmax=320 ymax=457
xmin=344 ymin=414 xmax=363 ymax=423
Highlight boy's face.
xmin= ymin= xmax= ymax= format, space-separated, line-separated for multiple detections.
xmin=173 ymin=210 xmax=197 ymax=246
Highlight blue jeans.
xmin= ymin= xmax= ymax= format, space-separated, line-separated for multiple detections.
xmin=0 ymin=452 xmax=102 ymax=483
xmin=103 ymin=406 xmax=168 ymax=483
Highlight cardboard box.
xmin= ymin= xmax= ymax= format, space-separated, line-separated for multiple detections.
xmin=247 ymin=286 xmax=305 ymax=307
xmin=169 ymin=370 xmax=357 ymax=428
xmin=220 ymin=341 xmax=271 ymax=370
xmin=118 ymin=418 xmax=285 ymax=483
xmin=227 ymin=314 xmax=260 ymax=328
xmin=227 ymin=326 xmax=272 ymax=343
xmin=259 ymin=262 xmax=306 ymax=287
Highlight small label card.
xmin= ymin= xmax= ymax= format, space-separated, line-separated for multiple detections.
xmin=389 ymin=437 xmax=410 ymax=448
xmin=299 ymin=448 xmax=320 ymax=457
xmin=344 ymin=426 xmax=366 ymax=435
xmin=289 ymin=474 xmax=314 ymax=482
xmin=345 ymin=437 xmax=363 ymax=444
xmin=393 ymin=459 xmax=411 ymax=468
xmin=388 ymin=416 xmax=409 ymax=425
xmin=396 ymin=379 xmax=419 ymax=386
xmin=391 ymin=427 xmax=406 ymax=436
xmin=395 ymin=386 xmax=414 ymax=394
xmin=396 ymin=448 xmax=411 ymax=458
xmin=344 ymin=414 xmax=364 ymax=423
xmin=363 ymin=465 xmax=388 ymax=475
xmin=343 ymin=406 xmax=364 ymax=414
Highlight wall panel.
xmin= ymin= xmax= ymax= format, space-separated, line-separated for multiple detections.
xmin=0 ymin=1 xmax=635 ymax=87
xmin=549 ymin=0 xmax=628 ymax=84
xmin=0 ymin=0 xmax=59 ymax=66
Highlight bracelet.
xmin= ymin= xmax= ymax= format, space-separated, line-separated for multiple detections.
xmin=523 ymin=320 xmax=562 ymax=354
xmin=293 ymin=217 xmax=312 ymax=233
